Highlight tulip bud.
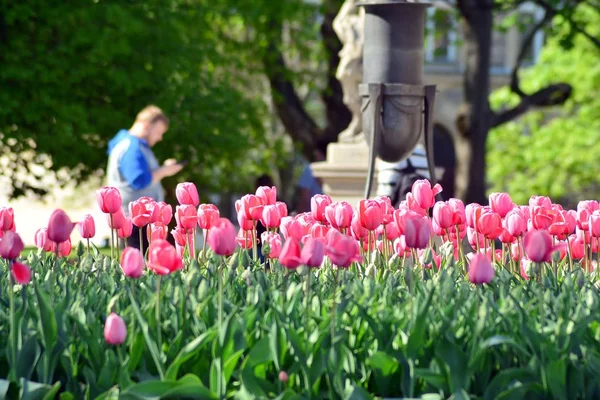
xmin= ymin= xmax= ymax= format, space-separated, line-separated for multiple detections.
xmin=104 ymin=313 xmax=127 ymax=345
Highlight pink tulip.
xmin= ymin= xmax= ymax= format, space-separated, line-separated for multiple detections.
xmin=403 ymin=216 xmax=431 ymax=249
xmin=301 ymin=237 xmax=325 ymax=268
xmin=505 ymin=209 xmax=527 ymax=238
xmin=568 ymin=235 xmax=585 ymax=259
xmin=117 ymin=218 xmax=133 ymax=239
xmin=155 ymin=202 xmax=173 ymax=225
xmin=393 ymin=236 xmax=411 ymax=257
xmin=34 ymin=228 xmax=53 ymax=252
xmin=56 ymin=239 xmax=72 ymax=257
xmin=176 ymin=182 xmax=200 ymax=207
xmin=11 ymin=262 xmax=31 ymax=285
xmin=237 ymin=211 xmax=254 ymax=231
xmin=433 ymin=201 xmax=453 ymax=230
xmin=121 ymin=247 xmax=144 ymax=278
xmin=358 ymin=200 xmax=384 ymax=231
xmin=350 ymin=213 xmax=368 ymax=240
xmin=523 ymin=229 xmax=554 ymax=263
xmin=129 ymin=200 xmax=153 ymax=228
xmin=0 ymin=231 xmax=24 ymax=259
xmin=529 ymin=196 xmax=553 ymax=210
xmin=384 ymin=221 xmax=401 ymax=241
xmin=171 ymin=227 xmax=188 ymax=247
xmin=411 ymin=179 xmax=443 ymax=210
xmin=261 ymin=205 xmax=282 ymax=229
xmin=47 ymin=209 xmax=75 ymax=244
xmin=467 ymin=227 xmax=486 ymax=250
xmin=276 ymin=202 xmax=288 ymax=219
xmin=326 ymin=230 xmax=362 ymax=268
xmin=0 ymin=207 xmax=15 ymax=231
xmin=311 ymin=194 xmax=332 ymax=223
xmin=465 ymin=203 xmax=482 ymax=228
xmin=489 ymin=192 xmax=514 ymax=218
xmin=78 ymin=214 xmax=96 ymax=239
xmin=278 ymin=237 xmax=303 ymax=269
xmin=418 ymin=248 xmax=441 ymax=269
xmin=107 ymin=208 xmax=127 ymax=230
xmin=520 ymin=258 xmax=533 ymax=280
xmin=256 ymin=186 xmax=277 ymax=206
xmin=147 ymin=239 xmax=183 ymax=275
xmin=589 ymin=210 xmax=600 ymax=238
xmin=468 ymin=253 xmax=495 ymax=284
xmin=104 ymin=313 xmax=127 ymax=345
xmin=236 ymin=229 xmax=254 ymax=249
xmin=324 ymin=201 xmax=353 ymax=230
xmin=97 ymin=187 xmax=122 ymax=214
xmin=237 ymin=195 xmax=264 ymax=221
xmin=147 ymin=222 xmax=168 ymax=243
xmin=280 ymin=217 xmax=304 ymax=241
xmin=448 ymin=198 xmax=466 ymax=225
xmin=478 ymin=210 xmax=503 ymax=240
xmin=175 ymin=205 xmax=198 ymax=231
xmin=374 ymin=196 xmax=395 ymax=224
xmin=207 ymin=218 xmax=237 ymax=256
xmin=309 ymin=223 xmax=330 ymax=240
xmin=261 ymin=231 xmax=282 ymax=259
xmin=197 ymin=204 xmax=220 ymax=230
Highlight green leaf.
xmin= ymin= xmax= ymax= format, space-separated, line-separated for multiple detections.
xmin=544 ymin=358 xmax=567 ymax=400
xmin=16 ymin=337 xmax=42 ymax=380
xmin=20 ymin=379 xmax=61 ymax=400
xmin=209 ymin=358 xmax=224 ymax=396
xmin=244 ymin=336 xmax=273 ymax=368
xmin=0 ymin=380 xmax=10 ymax=398
xmin=269 ymin=320 xmax=281 ymax=370
xmin=223 ymin=349 xmax=245 ymax=385
xmin=35 ymin=287 xmax=58 ymax=351
xmin=342 ymin=384 xmax=373 ymax=400
xmin=368 ymin=352 xmax=399 ymax=376
xmin=161 ymin=374 xmax=217 ymax=399
xmin=240 ymin=367 xmax=267 ymax=398
xmin=406 ymin=287 xmax=435 ymax=359
xmin=165 ymin=330 xmax=216 ymax=380
xmin=484 ymin=368 xmax=536 ymax=400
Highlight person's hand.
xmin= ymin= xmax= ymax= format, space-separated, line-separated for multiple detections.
xmin=163 ymin=158 xmax=178 ymax=166
xmin=162 ymin=163 xmax=183 ymax=177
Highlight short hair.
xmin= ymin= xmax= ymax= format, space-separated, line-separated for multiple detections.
xmin=135 ymin=105 xmax=169 ymax=126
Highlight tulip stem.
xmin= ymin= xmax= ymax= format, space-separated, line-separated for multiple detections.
xmin=87 ymin=238 xmax=90 ymax=255
xmin=139 ymin=228 xmax=144 ymax=262
xmin=8 ymin=271 xmax=16 ymax=381
xmin=304 ymin=268 xmax=311 ymax=362
xmin=252 ymin=224 xmax=258 ymax=264
xmin=330 ymin=267 xmax=339 ymax=342
xmin=456 ymin=225 xmax=465 ymax=272
xmin=192 ymin=228 xmax=197 ymax=262
xmin=567 ymin=240 xmax=574 ymax=272
xmin=201 ymin=229 xmax=208 ymax=266
xmin=110 ymin=213 xmax=115 ymax=259
xmin=155 ymin=276 xmax=162 ymax=353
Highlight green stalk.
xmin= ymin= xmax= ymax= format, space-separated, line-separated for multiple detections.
xmin=330 ymin=267 xmax=339 ymax=342
xmin=8 ymin=271 xmax=16 ymax=381
xmin=139 ymin=228 xmax=144 ymax=261
xmin=110 ymin=213 xmax=115 ymax=259
xmin=156 ymin=276 xmax=162 ymax=352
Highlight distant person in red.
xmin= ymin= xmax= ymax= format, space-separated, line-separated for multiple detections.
xmin=106 ymin=105 xmax=184 ymax=249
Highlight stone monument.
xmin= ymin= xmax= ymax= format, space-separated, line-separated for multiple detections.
xmin=311 ymin=0 xmax=374 ymax=204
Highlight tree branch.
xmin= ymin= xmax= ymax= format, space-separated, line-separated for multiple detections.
xmin=535 ymin=0 xmax=600 ymax=50
xmin=509 ymin=7 xmax=555 ymax=96
xmin=491 ymin=83 xmax=571 ymax=127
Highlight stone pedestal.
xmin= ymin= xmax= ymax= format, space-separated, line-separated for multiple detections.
xmin=311 ymin=141 xmax=376 ymax=205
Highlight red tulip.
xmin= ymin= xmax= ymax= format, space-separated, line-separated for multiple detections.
xmin=11 ymin=261 xmax=31 ymax=285
xmin=197 ymin=204 xmax=220 ymax=230
xmin=147 ymin=239 xmax=183 ymax=275
xmin=256 ymin=186 xmax=277 ymax=206
xmin=97 ymin=187 xmax=122 ymax=214
xmin=47 ymin=209 xmax=75 ymax=243
xmin=468 ymin=253 xmax=495 ymax=284
xmin=311 ymin=194 xmax=332 ymax=223
xmin=104 ymin=313 xmax=127 ymax=345
xmin=207 ymin=218 xmax=237 ymax=256
xmin=0 ymin=207 xmax=15 ymax=231
xmin=120 ymin=247 xmax=144 ymax=278
xmin=0 ymin=231 xmax=24 ymax=259
xmin=411 ymin=179 xmax=442 ymax=210
xmin=278 ymin=237 xmax=303 ymax=269
xmin=176 ymin=182 xmax=200 ymax=207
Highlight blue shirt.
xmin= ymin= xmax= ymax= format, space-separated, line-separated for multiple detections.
xmin=298 ymin=164 xmax=322 ymax=197
xmin=107 ymin=130 xmax=153 ymax=190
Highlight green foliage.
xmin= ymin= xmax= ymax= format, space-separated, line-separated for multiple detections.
xmin=3 ymin=248 xmax=600 ymax=399
xmin=487 ymin=5 xmax=600 ymax=205
xmin=1 ymin=0 xmax=314 ymax=198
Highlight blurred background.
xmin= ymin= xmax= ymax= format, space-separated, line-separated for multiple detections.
xmin=1 ymin=0 xmax=598 ymax=245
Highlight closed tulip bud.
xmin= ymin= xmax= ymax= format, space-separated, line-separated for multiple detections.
xmin=34 ymin=227 xmax=53 ymax=252
xmin=505 ymin=209 xmax=527 ymax=238
xmin=279 ymin=237 xmax=303 ymax=269
xmin=207 ymin=218 xmax=237 ymax=256
xmin=326 ymin=231 xmax=362 ymax=268
xmin=120 ymin=247 xmax=144 ymax=278
xmin=279 ymin=371 xmax=289 ymax=383
xmin=239 ymin=195 xmax=264 ymax=221
xmin=276 ymin=202 xmax=288 ymax=219
xmin=117 ymin=218 xmax=133 ymax=239
xmin=129 ymin=200 xmax=153 ymax=228
xmin=155 ymin=202 xmax=173 ymax=225
xmin=176 ymin=182 xmax=200 ymax=207
xmin=489 ymin=192 xmax=514 ymax=218
xmin=448 ymin=198 xmax=466 ymax=225
xmin=11 ymin=261 xmax=31 ymax=285
xmin=171 ymin=227 xmax=188 ymax=247
xmin=433 ymin=201 xmax=453 ymax=230
xmin=261 ymin=205 xmax=282 ymax=229
xmin=325 ymin=201 xmax=353 ymax=230
xmin=236 ymin=229 xmax=254 ymax=249
xmin=147 ymin=222 xmax=168 ymax=243
xmin=256 ymin=186 xmax=277 ymax=206
xmin=520 ymin=258 xmax=533 ymax=280
xmin=403 ymin=216 xmax=431 ymax=249
xmin=147 ymin=239 xmax=183 ymax=275
xmin=0 ymin=207 xmax=15 ymax=231
xmin=107 ymin=208 xmax=127 ymax=230
xmin=301 ymin=237 xmax=325 ymax=268
xmin=523 ymin=229 xmax=554 ymax=263
xmin=104 ymin=313 xmax=127 ymax=345
xmin=78 ymin=214 xmax=96 ymax=239
xmin=47 ymin=209 xmax=75 ymax=244
xmin=57 ymin=239 xmax=72 ymax=257
xmin=261 ymin=231 xmax=282 ymax=259
xmin=569 ymin=235 xmax=585 ymax=259
xmin=468 ymin=253 xmax=495 ymax=284
xmin=197 ymin=204 xmax=220 ymax=230
xmin=350 ymin=213 xmax=368 ymax=240
xmin=280 ymin=217 xmax=304 ymax=241
xmin=358 ymin=199 xmax=384 ymax=231
xmin=96 ymin=187 xmax=122 ymax=214
xmin=0 ymin=231 xmax=24 ymax=259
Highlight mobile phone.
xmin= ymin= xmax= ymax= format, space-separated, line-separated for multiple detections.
xmin=179 ymin=160 xmax=189 ymax=167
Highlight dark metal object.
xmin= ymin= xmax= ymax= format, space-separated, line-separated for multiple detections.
xmin=357 ymin=0 xmax=438 ymax=199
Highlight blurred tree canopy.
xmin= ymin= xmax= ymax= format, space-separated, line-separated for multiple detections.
xmin=487 ymin=3 xmax=600 ymax=205
xmin=0 ymin=0 xmax=341 ymax=200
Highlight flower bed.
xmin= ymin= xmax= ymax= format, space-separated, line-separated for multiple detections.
xmin=0 ymin=180 xmax=599 ymax=399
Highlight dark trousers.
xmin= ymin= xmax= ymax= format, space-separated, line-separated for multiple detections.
xmin=128 ymin=225 xmax=149 ymax=251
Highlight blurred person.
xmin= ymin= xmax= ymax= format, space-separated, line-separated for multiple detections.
xmin=105 ymin=105 xmax=184 ymax=250
xmin=296 ymin=149 xmax=325 ymax=213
